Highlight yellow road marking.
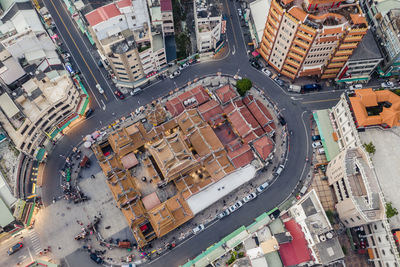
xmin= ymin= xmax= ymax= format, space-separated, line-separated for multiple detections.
xmin=49 ymin=0 xmax=99 ymax=85
xmin=301 ymin=98 xmax=340 ymax=104
xmin=224 ymin=0 xmax=238 ymax=48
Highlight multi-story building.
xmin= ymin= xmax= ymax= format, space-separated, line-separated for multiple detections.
xmin=336 ymin=30 xmax=383 ymax=84
xmin=260 ymin=0 xmax=368 ymax=80
xmin=361 ymin=0 xmax=400 ymax=77
xmin=148 ymin=0 xmax=175 ymax=36
xmin=326 ymin=147 xmax=384 ymax=228
xmin=0 ymin=68 xmax=83 ymax=157
xmin=85 ymin=0 xmax=167 ymax=86
xmin=194 ymin=0 xmax=222 ymax=53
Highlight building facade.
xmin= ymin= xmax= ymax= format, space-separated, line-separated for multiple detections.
xmin=336 ymin=30 xmax=383 ymax=84
xmin=194 ymin=0 xmax=222 ymax=53
xmin=85 ymin=0 xmax=167 ymax=86
xmin=260 ymin=0 xmax=368 ymax=80
xmin=0 ymin=72 xmax=82 ymax=157
xmin=361 ymin=0 xmax=400 ymax=77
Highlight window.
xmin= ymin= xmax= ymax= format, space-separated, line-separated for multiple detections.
xmin=350 ymin=218 xmax=354 ymax=222
xmin=382 ymin=249 xmax=386 ymax=255
xmin=344 ymin=220 xmax=349 ymax=224
xmin=356 ymin=216 xmax=361 ymax=220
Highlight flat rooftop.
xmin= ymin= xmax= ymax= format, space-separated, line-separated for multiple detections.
xmin=359 ymin=127 xmax=400 ymax=228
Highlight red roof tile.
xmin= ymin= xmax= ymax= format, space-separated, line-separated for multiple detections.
xmin=215 ymin=84 xmax=238 ymax=104
xmin=160 ymin=0 xmax=172 ymax=11
xmin=166 ymin=86 xmax=210 ymax=116
xmin=227 ymin=144 xmax=254 ymax=168
xmin=252 ymin=135 xmax=274 ymax=161
xmin=85 ymin=3 xmax=122 ymax=27
xmin=116 ymin=0 xmax=132 ymax=8
xmin=279 ymin=220 xmax=311 ymax=266
xmin=243 ymin=95 xmax=275 ymax=132
xmin=198 ymin=100 xmax=224 ymax=126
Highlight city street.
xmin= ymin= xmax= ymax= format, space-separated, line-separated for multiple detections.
xmin=36 ymin=0 xmax=350 ymax=266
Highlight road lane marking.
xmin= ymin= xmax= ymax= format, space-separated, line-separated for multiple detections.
xmin=58 ymin=2 xmax=117 ymax=100
xmin=48 ymin=0 xmax=113 ymax=101
xmin=224 ymin=0 xmax=238 ymax=48
xmin=301 ymin=98 xmax=340 ymax=104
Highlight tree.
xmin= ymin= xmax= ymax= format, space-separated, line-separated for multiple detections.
xmin=386 ymin=202 xmax=398 ymax=218
xmin=363 ymin=142 xmax=376 ymax=155
xmin=236 ymin=78 xmax=252 ymax=96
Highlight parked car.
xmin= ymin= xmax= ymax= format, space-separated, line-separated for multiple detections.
xmin=274 ymin=78 xmax=284 ymax=86
xmin=381 ymin=81 xmax=394 ymax=88
xmin=312 ymin=141 xmax=323 ymax=148
xmin=256 ymin=181 xmax=269 ymax=194
xmin=130 ymin=87 xmax=142 ymax=96
xmin=192 ymin=224 xmax=205 ymax=235
xmin=65 ymin=62 xmax=76 ymax=75
xmin=242 ymin=192 xmax=257 ymax=203
xmin=311 ymin=135 xmax=321 ymax=141
xmin=85 ymin=108 xmax=94 ymax=118
xmin=8 ymin=242 xmax=23 ymax=255
xmin=217 ymin=209 xmax=231 ymax=219
xmin=89 ymin=253 xmax=103 ymax=264
xmin=179 ymin=62 xmax=189 ymax=70
xmin=250 ymin=60 xmax=261 ymax=69
xmin=274 ymin=164 xmax=285 ymax=176
xmin=278 ymin=116 xmax=286 ymax=126
xmin=237 ymin=8 xmax=242 ymax=16
xmin=114 ymin=90 xmax=125 ymax=100
xmin=349 ymin=84 xmax=362 ymax=90
xmin=302 ymin=83 xmax=322 ymax=92
xmin=261 ymin=68 xmax=272 ymax=77
xmin=318 ymin=147 xmax=325 ymax=154
xmin=141 ymin=117 xmax=147 ymax=123
xmin=95 ymin=84 xmax=104 ymax=94
xmin=228 ymin=201 xmax=243 ymax=213
xmin=288 ymin=84 xmax=302 ymax=93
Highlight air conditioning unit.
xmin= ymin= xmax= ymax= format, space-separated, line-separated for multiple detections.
xmin=319 ymin=234 xmax=327 ymax=242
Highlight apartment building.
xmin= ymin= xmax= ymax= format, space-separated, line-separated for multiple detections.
xmin=260 ymin=0 xmax=368 ymax=80
xmin=0 ymin=68 xmax=82 ymax=157
xmin=336 ymin=30 xmax=383 ymax=84
xmin=148 ymin=0 xmax=175 ymax=36
xmin=85 ymin=0 xmax=167 ymax=86
xmin=194 ymin=0 xmax=222 ymax=53
xmin=361 ymin=0 xmax=400 ymax=77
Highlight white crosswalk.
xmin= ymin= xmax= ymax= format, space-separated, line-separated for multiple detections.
xmin=28 ymin=230 xmax=42 ymax=255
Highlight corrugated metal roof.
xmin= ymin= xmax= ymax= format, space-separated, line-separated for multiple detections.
xmin=0 ymin=93 xmax=20 ymax=118
xmin=0 ymin=196 xmax=14 ymax=227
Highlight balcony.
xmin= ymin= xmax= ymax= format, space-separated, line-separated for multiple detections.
xmin=340 ymin=43 xmax=358 ymax=50
xmin=350 ymin=28 xmax=368 ymax=34
xmin=321 ymin=73 xmax=337 ymax=79
xmin=270 ymin=8 xmax=281 ymax=21
xmin=283 ymin=63 xmax=298 ymax=74
xmin=286 ymin=58 xmax=300 ymax=68
xmin=281 ymin=69 xmax=296 ymax=79
xmin=290 ymin=46 xmax=306 ymax=56
xmin=288 ymin=51 xmax=303 ymax=62
xmin=335 ymin=49 xmax=354 ymax=56
xmin=331 ymin=56 xmax=349 ymax=62
xmin=328 ymin=62 xmax=345 ymax=68
xmin=264 ymin=30 xmax=274 ymax=43
xmin=267 ymin=17 xmax=278 ymax=30
xmin=324 ymin=67 xmax=341 ymax=74
xmin=266 ymin=24 xmax=276 ymax=36
xmin=297 ymin=31 xmax=313 ymax=42
xmin=344 ymin=35 xmax=363 ymax=42
xmin=293 ymin=38 xmax=310 ymax=50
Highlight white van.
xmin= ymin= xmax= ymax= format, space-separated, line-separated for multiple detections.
xmin=318 ymin=148 xmax=325 ymax=154
xmin=274 ymin=164 xmax=285 ymax=176
xmin=130 ymin=88 xmax=142 ymax=96
xmin=192 ymin=224 xmax=205 ymax=235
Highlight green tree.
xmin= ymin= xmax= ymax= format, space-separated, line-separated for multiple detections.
xmin=236 ymin=78 xmax=252 ymax=96
xmin=363 ymin=141 xmax=376 ymax=155
xmin=386 ymin=202 xmax=398 ymax=218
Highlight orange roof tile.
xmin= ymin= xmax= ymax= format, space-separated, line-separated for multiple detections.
xmin=288 ymin=7 xmax=307 ymax=22
xmin=85 ymin=3 xmax=121 ymax=27
xmin=252 ymin=135 xmax=274 ymax=161
xmin=215 ymin=84 xmax=238 ymax=104
xmin=350 ymin=14 xmax=367 ymax=25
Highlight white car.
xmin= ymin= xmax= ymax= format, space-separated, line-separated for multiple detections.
xmin=256 ymin=181 xmax=269 ymax=194
xmin=192 ymin=224 xmax=205 ymax=235
xmin=179 ymin=63 xmax=189 ymax=70
xmin=381 ymin=81 xmax=394 ymax=88
xmin=312 ymin=141 xmax=323 ymax=148
xmin=349 ymin=84 xmax=362 ymax=90
xmin=217 ymin=209 xmax=230 ymax=219
xmin=261 ymin=68 xmax=272 ymax=77
xmin=96 ymin=84 xmax=104 ymax=94
xmin=242 ymin=192 xmax=257 ymax=203
xmin=228 ymin=201 xmax=243 ymax=213
xmin=169 ymin=70 xmax=181 ymax=79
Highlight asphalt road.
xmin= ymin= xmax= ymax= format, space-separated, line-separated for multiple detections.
xmin=38 ymin=0 xmax=347 ymax=266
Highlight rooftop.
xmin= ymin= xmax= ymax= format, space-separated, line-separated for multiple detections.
xmin=349 ymin=88 xmax=400 ymax=128
xmin=195 ymin=0 xmax=221 ymax=18
xmin=349 ymin=29 xmax=382 ymax=61
xmin=85 ymin=3 xmax=122 ymax=27
xmin=160 ymin=0 xmax=172 ymax=12
xmin=359 ymin=128 xmax=400 ymax=228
